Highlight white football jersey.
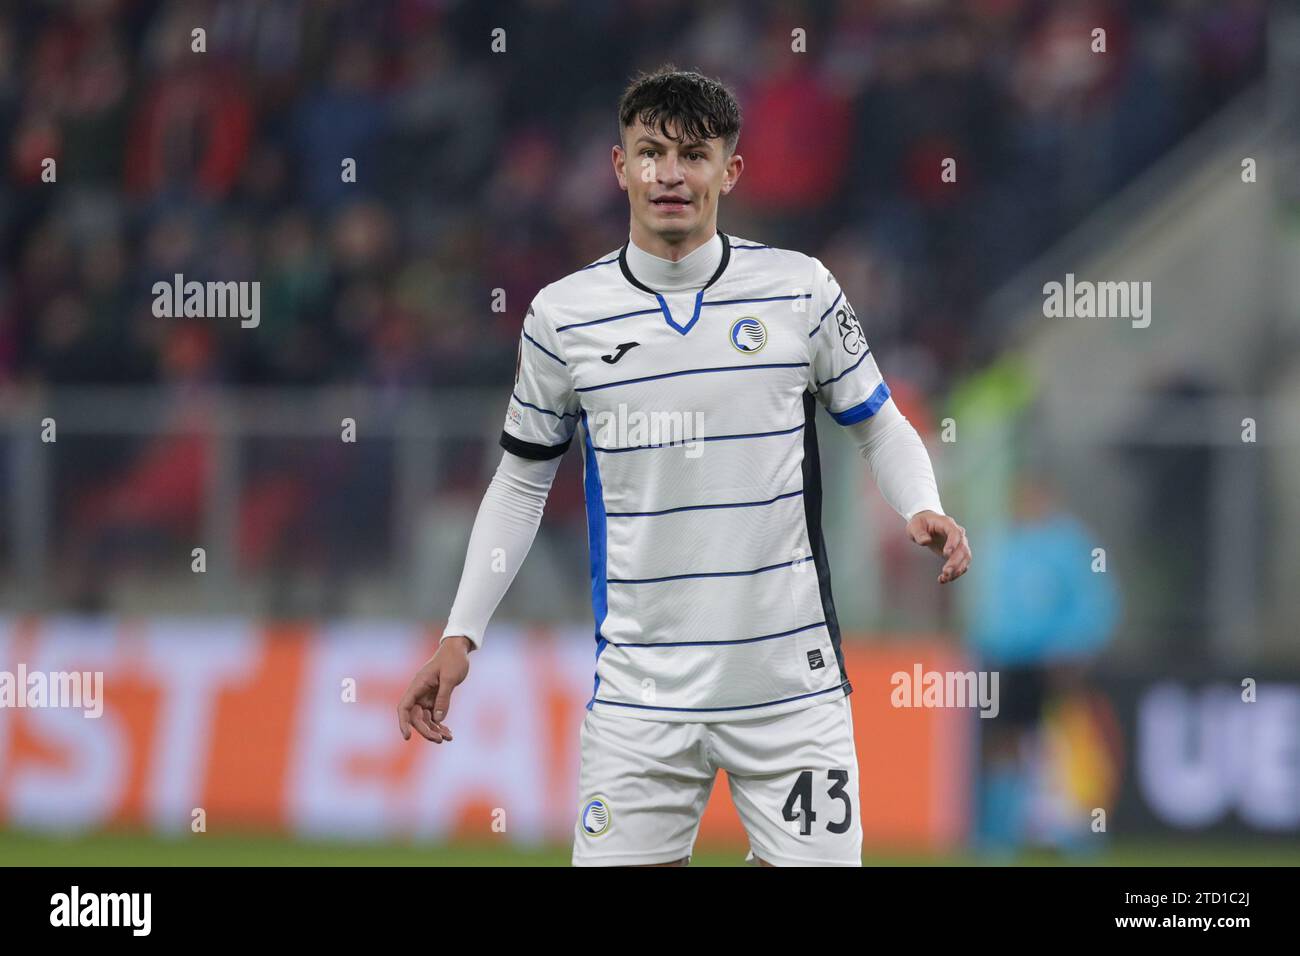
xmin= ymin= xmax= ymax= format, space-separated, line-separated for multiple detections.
xmin=502 ymin=232 xmax=891 ymax=722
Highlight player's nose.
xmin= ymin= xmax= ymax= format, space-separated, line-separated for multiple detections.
xmin=658 ymin=154 xmax=685 ymax=183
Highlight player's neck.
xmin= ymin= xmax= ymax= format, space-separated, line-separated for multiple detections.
xmin=625 ymin=229 xmax=722 ymax=292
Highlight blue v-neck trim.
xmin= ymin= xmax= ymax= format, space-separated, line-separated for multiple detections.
xmin=656 ymin=291 xmax=706 ymax=335
xmin=617 ymin=232 xmax=732 ymax=336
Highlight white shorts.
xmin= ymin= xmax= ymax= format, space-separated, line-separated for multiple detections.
xmin=572 ymin=696 xmax=862 ymax=867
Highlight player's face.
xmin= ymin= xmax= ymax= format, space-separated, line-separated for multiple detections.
xmin=613 ymin=118 xmax=742 ymax=254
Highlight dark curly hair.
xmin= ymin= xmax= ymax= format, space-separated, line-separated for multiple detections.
xmin=617 ymin=64 xmax=742 ymax=154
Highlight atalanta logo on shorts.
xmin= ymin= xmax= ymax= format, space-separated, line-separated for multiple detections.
xmin=730 ymin=317 xmax=767 ymax=353
xmin=580 ymin=796 xmax=612 ymax=836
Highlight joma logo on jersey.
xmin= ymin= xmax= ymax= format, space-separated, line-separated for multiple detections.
xmin=729 ymin=317 xmax=767 ymax=353
xmin=590 ymin=403 xmax=706 ymax=458
xmin=601 ymin=341 xmax=640 ymax=364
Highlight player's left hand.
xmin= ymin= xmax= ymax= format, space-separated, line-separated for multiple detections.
xmin=906 ymin=511 xmax=971 ymax=584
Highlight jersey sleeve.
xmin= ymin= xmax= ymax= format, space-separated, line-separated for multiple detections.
xmin=500 ymin=291 xmax=581 ymax=460
xmin=807 ymin=257 xmax=892 ymax=425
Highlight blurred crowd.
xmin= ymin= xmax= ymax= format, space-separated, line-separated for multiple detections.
xmin=0 ymin=0 xmax=1267 ymax=396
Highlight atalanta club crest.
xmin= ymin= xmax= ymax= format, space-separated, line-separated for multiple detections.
xmin=580 ymin=796 xmax=611 ymax=836
xmin=730 ymin=317 xmax=767 ymax=353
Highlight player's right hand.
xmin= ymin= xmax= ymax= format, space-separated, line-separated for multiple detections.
xmin=397 ymin=637 xmax=472 ymax=743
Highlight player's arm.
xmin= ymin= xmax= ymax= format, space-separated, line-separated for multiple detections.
xmin=397 ymin=450 xmax=562 ymax=743
xmin=806 ymin=258 xmax=971 ymax=585
xmin=399 ymin=292 xmax=580 ymax=743
xmin=844 ymin=402 xmax=970 ymax=584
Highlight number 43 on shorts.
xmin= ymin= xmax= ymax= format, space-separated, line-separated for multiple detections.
xmin=782 ymin=769 xmax=853 ymax=836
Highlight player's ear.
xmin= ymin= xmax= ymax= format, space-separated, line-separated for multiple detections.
xmin=721 ymin=152 xmax=743 ymax=194
xmin=612 ymin=143 xmax=628 ymax=190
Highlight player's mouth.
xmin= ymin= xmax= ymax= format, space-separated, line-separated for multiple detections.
xmin=651 ymin=195 xmax=691 ymax=212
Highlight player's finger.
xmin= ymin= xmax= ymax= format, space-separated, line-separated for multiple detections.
xmin=943 ymin=526 xmax=964 ymax=558
xmin=397 ymin=692 xmax=421 ymax=740
xmin=433 ymin=684 xmax=455 ymax=724
xmin=957 ymin=530 xmax=972 ymax=565
xmin=421 ymin=704 xmax=454 ymax=739
xmin=409 ymin=705 xmax=444 ymax=743
xmin=426 ymin=705 xmax=454 ymax=741
xmin=940 ymin=536 xmax=972 ymax=582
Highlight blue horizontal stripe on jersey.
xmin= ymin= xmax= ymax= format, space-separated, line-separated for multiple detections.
xmin=511 ymin=392 xmax=580 ymax=420
xmin=592 ymin=422 xmax=803 ymax=452
xmin=700 ymin=294 xmax=811 ymax=307
xmin=815 ymin=348 xmax=872 ymax=388
xmin=606 ymin=488 xmax=804 ymax=517
xmin=608 ymin=556 xmax=806 ymax=584
xmin=557 ymin=296 xmax=810 ymax=335
xmin=729 ymin=243 xmax=773 ymax=250
xmin=591 ymin=681 xmax=850 ymax=713
xmin=522 ymin=329 xmax=566 ymax=365
xmin=810 ymin=290 xmax=844 ymax=338
xmin=577 ymin=361 xmax=809 ymax=393
xmin=829 ymin=382 xmax=892 ymax=425
xmin=556 ymin=306 xmax=661 ymax=333
xmin=608 ymin=619 xmax=826 ymax=648
xmin=579 ymin=255 xmax=619 ymax=271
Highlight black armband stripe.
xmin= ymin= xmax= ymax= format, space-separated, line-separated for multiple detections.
xmin=500 ymin=430 xmax=571 ymax=460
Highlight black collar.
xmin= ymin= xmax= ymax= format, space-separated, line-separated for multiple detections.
xmin=618 ymin=231 xmax=731 ymax=296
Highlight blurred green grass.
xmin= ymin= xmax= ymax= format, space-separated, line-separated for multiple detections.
xmin=2 ymin=830 xmax=1297 ymax=866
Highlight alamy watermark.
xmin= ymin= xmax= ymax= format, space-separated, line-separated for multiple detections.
xmin=0 ymin=665 xmax=103 ymax=718
xmin=1043 ymin=273 xmax=1151 ymax=328
xmin=50 ymin=886 xmax=151 ymax=936
xmin=890 ymin=664 xmax=999 ymax=719
xmin=152 ymin=273 xmax=260 ymax=328
xmin=590 ymin=402 xmax=706 ymax=458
